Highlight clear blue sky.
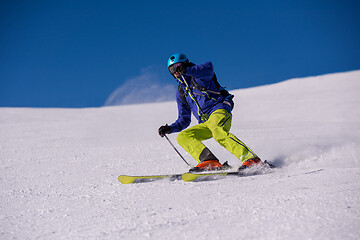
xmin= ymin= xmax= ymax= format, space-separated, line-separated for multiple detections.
xmin=1 ymin=0 xmax=359 ymax=107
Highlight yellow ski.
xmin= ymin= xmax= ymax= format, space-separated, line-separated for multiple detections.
xmin=118 ymin=174 xmax=183 ymax=184
xmin=182 ymin=171 xmax=245 ymax=182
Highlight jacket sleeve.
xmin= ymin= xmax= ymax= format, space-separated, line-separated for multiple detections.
xmin=184 ymin=62 xmax=214 ymax=79
xmin=170 ymin=89 xmax=191 ymax=133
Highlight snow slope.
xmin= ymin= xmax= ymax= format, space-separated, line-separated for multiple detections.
xmin=1 ymin=71 xmax=360 ymax=239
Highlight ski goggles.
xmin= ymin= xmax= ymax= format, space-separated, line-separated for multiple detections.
xmin=168 ymin=62 xmax=184 ymax=75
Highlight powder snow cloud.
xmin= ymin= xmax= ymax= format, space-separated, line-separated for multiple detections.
xmin=104 ymin=66 xmax=176 ymax=106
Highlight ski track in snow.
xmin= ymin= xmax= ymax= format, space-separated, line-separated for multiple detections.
xmin=1 ymin=71 xmax=360 ymax=239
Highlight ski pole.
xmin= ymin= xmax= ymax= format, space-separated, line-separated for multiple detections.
xmin=164 ymin=134 xmax=190 ymax=166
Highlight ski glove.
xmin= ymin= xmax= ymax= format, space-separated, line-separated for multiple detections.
xmin=158 ymin=124 xmax=172 ymax=137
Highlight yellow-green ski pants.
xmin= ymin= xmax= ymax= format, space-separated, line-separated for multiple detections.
xmin=176 ymin=109 xmax=258 ymax=163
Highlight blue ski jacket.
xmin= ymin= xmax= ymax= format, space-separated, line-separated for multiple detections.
xmin=170 ymin=61 xmax=231 ymax=133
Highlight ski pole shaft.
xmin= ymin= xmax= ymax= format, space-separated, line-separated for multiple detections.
xmin=164 ymin=134 xmax=190 ymax=166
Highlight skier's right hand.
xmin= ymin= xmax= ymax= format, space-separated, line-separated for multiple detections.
xmin=158 ymin=124 xmax=172 ymax=137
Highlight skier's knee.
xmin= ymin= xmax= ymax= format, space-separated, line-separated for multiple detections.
xmin=212 ymin=129 xmax=227 ymax=143
xmin=176 ymin=131 xmax=187 ymax=146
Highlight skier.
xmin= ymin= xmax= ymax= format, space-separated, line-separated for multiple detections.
xmin=158 ymin=53 xmax=263 ymax=171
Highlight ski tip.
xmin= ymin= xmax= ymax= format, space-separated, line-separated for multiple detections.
xmin=118 ymin=175 xmax=135 ymax=184
xmin=182 ymin=173 xmax=198 ymax=182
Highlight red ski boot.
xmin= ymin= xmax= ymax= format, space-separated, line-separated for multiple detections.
xmin=189 ymin=159 xmax=223 ymax=172
xmin=238 ymin=157 xmax=263 ymax=171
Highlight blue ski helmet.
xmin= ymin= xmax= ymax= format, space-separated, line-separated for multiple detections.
xmin=167 ymin=53 xmax=188 ymax=67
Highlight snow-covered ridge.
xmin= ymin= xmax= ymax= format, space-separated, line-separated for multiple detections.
xmin=1 ymin=70 xmax=359 ymax=239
